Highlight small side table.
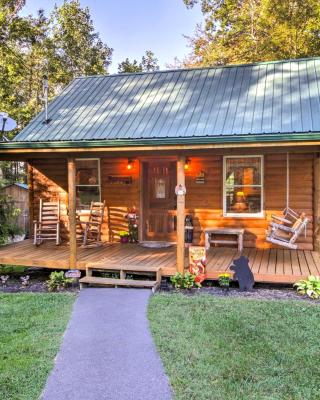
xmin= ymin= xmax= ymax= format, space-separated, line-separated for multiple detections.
xmin=204 ymin=228 xmax=244 ymax=252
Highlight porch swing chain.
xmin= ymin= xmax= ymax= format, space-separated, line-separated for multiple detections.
xmin=286 ymin=152 xmax=289 ymax=210
xmin=286 ymin=152 xmax=307 ymax=238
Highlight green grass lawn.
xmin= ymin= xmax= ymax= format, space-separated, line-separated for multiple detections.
xmin=0 ymin=293 xmax=76 ymax=400
xmin=149 ymin=294 xmax=320 ymax=400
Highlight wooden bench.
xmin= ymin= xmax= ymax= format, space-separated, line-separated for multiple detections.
xmin=204 ymin=228 xmax=244 ymax=252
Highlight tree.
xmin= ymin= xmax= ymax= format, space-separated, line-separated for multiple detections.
xmin=118 ymin=58 xmax=142 ymax=73
xmin=0 ymin=0 xmax=113 ymax=133
xmin=141 ymin=50 xmax=159 ymax=72
xmin=182 ymin=0 xmax=320 ymax=66
xmin=0 ymin=0 xmax=112 ymax=184
xmin=118 ymin=50 xmax=159 ymax=73
xmin=50 ymin=0 xmax=112 ymax=85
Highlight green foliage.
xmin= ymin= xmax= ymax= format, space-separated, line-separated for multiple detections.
xmin=170 ymin=272 xmax=200 ymax=290
xmin=182 ymin=0 xmax=320 ymax=66
xmin=294 ymin=275 xmax=320 ymax=299
xmin=0 ymin=0 xmax=112 ymax=135
xmin=0 ymin=194 xmax=21 ymax=244
xmin=118 ymin=50 xmax=159 ymax=73
xmin=118 ymin=58 xmax=142 ymax=74
xmin=100 ymin=271 xmax=120 ymax=279
xmin=0 ymin=264 xmax=26 ymax=274
xmin=51 ymin=0 xmax=112 ymax=85
xmin=218 ymin=273 xmax=231 ymax=287
xmin=46 ymin=271 xmax=73 ymax=292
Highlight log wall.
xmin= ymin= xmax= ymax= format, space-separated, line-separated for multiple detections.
xmin=185 ymin=153 xmax=314 ymax=250
xmin=29 ymin=152 xmax=314 ymax=250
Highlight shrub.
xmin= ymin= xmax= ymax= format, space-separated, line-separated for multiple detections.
xmin=46 ymin=271 xmax=73 ymax=292
xmin=0 ymin=195 xmax=21 ymax=244
xmin=294 ymin=275 xmax=320 ymax=299
xmin=218 ymin=273 xmax=231 ymax=287
xmin=170 ymin=272 xmax=201 ymax=290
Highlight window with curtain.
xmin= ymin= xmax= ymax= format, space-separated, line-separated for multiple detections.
xmin=224 ymin=156 xmax=263 ymax=217
xmin=75 ymin=159 xmax=100 ymax=209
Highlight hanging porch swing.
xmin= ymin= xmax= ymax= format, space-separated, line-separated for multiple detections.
xmin=265 ymin=153 xmax=309 ymax=249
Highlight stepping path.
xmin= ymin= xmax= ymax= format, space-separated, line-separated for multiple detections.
xmin=41 ymin=288 xmax=172 ymax=400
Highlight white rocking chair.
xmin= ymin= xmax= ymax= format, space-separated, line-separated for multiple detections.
xmin=266 ymin=208 xmax=309 ymax=249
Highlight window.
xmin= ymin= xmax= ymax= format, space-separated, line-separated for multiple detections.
xmin=223 ymin=156 xmax=263 ymax=217
xmin=75 ymin=159 xmax=100 ymax=209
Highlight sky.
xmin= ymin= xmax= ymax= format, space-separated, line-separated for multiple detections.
xmin=21 ymin=0 xmax=203 ymax=73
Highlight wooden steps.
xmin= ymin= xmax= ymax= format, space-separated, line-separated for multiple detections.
xmin=79 ymin=262 xmax=162 ymax=291
xmin=79 ymin=276 xmax=158 ymax=289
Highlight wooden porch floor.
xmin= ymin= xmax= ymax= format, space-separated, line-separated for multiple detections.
xmin=0 ymin=240 xmax=319 ymax=284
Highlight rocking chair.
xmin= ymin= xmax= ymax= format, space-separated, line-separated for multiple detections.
xmin=33 ymin=199 xmax=60 ymax=246
xmin=77 ymin=201 xmax=105 ymax=247
xmin=266 ymin=209 xmax=309 ymax=249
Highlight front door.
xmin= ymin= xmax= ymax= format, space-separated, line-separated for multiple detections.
xmin=143 ymin=161 xmax=177 ymax=241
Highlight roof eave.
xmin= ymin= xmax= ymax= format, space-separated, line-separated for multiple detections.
xmin=1 ymin=133 xmax=320 ymax=151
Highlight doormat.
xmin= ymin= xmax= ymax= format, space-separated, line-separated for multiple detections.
xmin=139 ymin=241 xmax=175 ymax=248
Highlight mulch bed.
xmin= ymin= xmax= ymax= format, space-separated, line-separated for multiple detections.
xmin=0 ymin=268 xmax=80 ymax=293
xmin=162 ymin=281 xmax=319 ymax=303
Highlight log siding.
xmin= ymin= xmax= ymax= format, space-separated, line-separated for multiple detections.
xmin=29 ymin=152 xmax=314 ymax=250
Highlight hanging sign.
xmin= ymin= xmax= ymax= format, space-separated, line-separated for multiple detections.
xmin=175 ymin=184 xmax=186 ymax=196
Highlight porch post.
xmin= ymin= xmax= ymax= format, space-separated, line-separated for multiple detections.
xmin=68 ymin=157 xmax=77 ymax=269
xmin=27 ymin=162 xmax=34 ymax=238
xmin=176 ymin=156 xmax=186 ymax=274
xmin=314 ymin=154 xmax=320 ymax=251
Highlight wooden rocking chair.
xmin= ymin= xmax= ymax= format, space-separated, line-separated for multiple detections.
xmin=77 ymin=201 xmax=105 ymax=247
xmin=266 ymin=209 xmax=309 ymax=249
xmin=33 ymin=199 xmax=60 ymax=246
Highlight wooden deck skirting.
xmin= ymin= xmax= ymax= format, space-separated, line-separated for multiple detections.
xmin=0 ymin=240 xmax=319 ymax=284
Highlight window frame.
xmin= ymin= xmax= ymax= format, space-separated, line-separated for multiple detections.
xmin=75 ymin=158 xmax=101 ymax=209
xmin=222 ymin=155 xmax=264 ymax=218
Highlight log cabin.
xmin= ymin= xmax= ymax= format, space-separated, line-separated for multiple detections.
xmin=1 ymin=57 xmax=320 ymax=286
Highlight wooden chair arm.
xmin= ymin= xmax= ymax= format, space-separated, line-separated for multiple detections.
xmin=271 ymin=215 xmax=292 ymax=224
xmin=270 ymin=222 xmax=294 ymax=233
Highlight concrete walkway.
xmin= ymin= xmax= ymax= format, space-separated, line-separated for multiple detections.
xmin=41 ymin=288 xmax=172 ymax=400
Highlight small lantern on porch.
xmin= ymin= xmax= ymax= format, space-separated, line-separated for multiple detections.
xmin=184 ymin=158 xmax=191 ymax=171
xmin=127 ymin=159 xmax=134 ymax=170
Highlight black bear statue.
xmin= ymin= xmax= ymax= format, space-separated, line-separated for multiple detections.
xmin=230 ymin=256 xmax=255 ymax=291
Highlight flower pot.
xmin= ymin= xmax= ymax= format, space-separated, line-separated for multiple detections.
xmin=120 ymin=236 xmax=129 ymax=244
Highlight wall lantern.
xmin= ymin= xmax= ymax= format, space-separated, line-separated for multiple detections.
xmin=127 ymin=159 xmax=134 ymax=170
xmin=184 ymin=158 xmax=191 ymax=171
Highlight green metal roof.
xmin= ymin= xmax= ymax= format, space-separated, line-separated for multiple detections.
xmin=11 ymin=57 xmax=320 ymax=146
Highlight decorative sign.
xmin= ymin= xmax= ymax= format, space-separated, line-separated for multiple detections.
xmin=230 ymin=256 xmax=254 ymax=291
xmin=65 ymin=269 xmax=81 ymax=279
xmin=107 ymin=175 xmax=133 ymax=185
xmin=175 ymin=184 xmax=186 ymax=196
xmin=189 ymin=246 xmax=206 ymax=284
xmin=195 ymin=170 xmax=206 ymax=184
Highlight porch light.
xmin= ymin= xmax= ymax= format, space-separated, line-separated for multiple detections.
xmin=184 ymin=158 xmax=191 ymax=170
xmin=127 ymin=159 xmax=134 ymax=170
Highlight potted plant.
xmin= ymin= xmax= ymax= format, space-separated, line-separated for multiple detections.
xmin=218 ymin=273 xmax=231 ymax=291
xmin=119 ymin=231 xmax=130 ymax=244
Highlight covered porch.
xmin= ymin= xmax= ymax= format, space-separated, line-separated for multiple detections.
xmin=1 ymin=239 xmax=319 ymax=284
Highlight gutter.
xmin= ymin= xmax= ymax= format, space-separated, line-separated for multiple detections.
xmin=0 ymin=133 xmax=320 ymax=150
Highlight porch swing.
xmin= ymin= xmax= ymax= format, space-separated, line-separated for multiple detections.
xmin=265 ymin=153 xmax=309 ymax=249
